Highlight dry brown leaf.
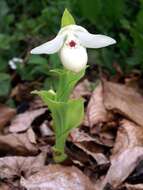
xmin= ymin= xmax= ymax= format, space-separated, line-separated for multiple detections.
xmin=21 ymin=164 xmax=95 ymax=190
xmin=124 ymin=183 xmax=143 ymax=190
xmin=71 ymin=79 xmax=91 ymax=99
xmin=75 ymin=142 xmax=109 ymax=165
xmin=0 ymin=133 xmax=38 ymax=155
xmin=102 ymin=147 xmax=143 ymax=189
xmin=29 ymin=97 xmax=45 ymax=110
xmin=9 ymin=108 xmax=47 ymax=133
xmin=112 ymin=119 xmax=143 ymax=158
xmin=27 ymin=128 xmax=37 ymax=144
xmin=0 ymin=104 xmax=16 ymax=128
xmin=69 ymin=128 xmax=96 ymax=142
xmin=103 ymin=80 xmax=143 ymax=127
xmin=70 ymin=128 xmax=113 ymax=148
xmin=0 ymin=184 xmax=10 ymax=190
xmin=84 ymin=83 xmax=108 ymax=127
xmin=0 ymin=152 xmax=46 ymax=179
xmin=69 ymin=128 xmax=109 ymax=165
xmin=98 ymin=131 xmax=115 ymax=147
xmin=10 ymin=82 xmax=39 ymax=102
xmin=40 ymin=121 xmax=54 ymax=137
xmin=124 ymin=70 xmax=141 ymax=88
xmin=101 ymin=119 xmax=143 ymax=188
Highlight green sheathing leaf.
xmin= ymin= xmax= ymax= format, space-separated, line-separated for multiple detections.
xmin=51 ymin=98 xmax=84 ymax=162
xmin=32 ymin=68 xmax=85 ymax=162
xmin=61 ymin=8 xmax=75 ymax=27
xmin=50 ymin=68 xmax=85 ymax=102
xmin=33 ymin=90 xmax=84 ymax=162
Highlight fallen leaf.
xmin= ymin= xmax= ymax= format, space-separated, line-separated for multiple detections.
xmin=9 ymin=108 xmax=47 ymax=133
xmin=112 ymin=119 xmax=143 ymax=158
xmin=0 ymin=152 xmax=46 ymax=179
xmin=98 ymin=131 xmax=115 ymax=147
xmin=90 ymin=121 xmax=116 ymax=147
xmin=70 ymin=128 xmax=96 ymax=142
xmin=84 ymin=83 xmax=108 ymax=127
xmin=75 ymin=142 xmax=109 ymax=165
xmin=124 ymin=70 xmax=141 ymax=88
xmin=70 ymin=128 xmax=113 ymax=148
xmin=40 ymin=121 xmax=54 ymax=137
xmin=124 ymin=183 xmax=143 ymax=190
xmin=10 ymin=82 xmax=40 ymax=102
xmin=0 ymin=104 xmax=16 ymax=128
xmin=29 ymin=97 xmax=45 ymax=110
xmin=66 ymin=141 xmax=92 ymax=164
xmin=103 ymin=80 xmax=143 ymax=127
xmin=127 ymin=160 xmax=143 ymax=184
xmin=71 ymin=79 xmax=91 ymax=99
xmin=0 ymin=184 xmax=10 ymax=190
xmin=21 ymin=165 xmax=95 ymax=190
xmin=69 ymin=129 xmax=109 ymax=166
xmin=0 ymin=133 xmax=38 ymax=155
xmin=27 ymin=128 xmax=37 ymax=144
xmin=101 ymin=119 xmax=143 ymax=188
xmin=102 ymin=147 xmax=143 ymax=189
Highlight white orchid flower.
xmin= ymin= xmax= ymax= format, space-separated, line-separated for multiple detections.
xmin=31 ymin=24 xmax=116 ymax=72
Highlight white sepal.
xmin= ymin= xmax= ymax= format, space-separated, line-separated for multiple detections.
xmin=31 ymin=34 xmax=65 ymax=54
xmin=76 ymin=32 xmax=116 ymax=48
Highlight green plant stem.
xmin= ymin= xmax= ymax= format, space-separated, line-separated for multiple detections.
xmin=32 ymin=68 xmax=85 ymax=163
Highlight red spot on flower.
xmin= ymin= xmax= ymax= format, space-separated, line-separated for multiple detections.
xmin=69 ymin=40 xmax=76 ymax=47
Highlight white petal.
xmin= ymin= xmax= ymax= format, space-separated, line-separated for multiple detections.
xmin=31 ymin=34 xmax=65 ymax=54
xmin=59 ymin=45 xmax=88 ymax=73
xmin=76 ymin=32 xmax=116 ymax=48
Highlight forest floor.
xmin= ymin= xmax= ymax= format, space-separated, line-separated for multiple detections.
xmin=1 ymin=68 xmax=143 ymax=190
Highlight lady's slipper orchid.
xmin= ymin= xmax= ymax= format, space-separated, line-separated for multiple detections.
xmin=31 ymin=24 xmax=116 ymax=72
xmin=31 ymin=9 xmax=117 ymax=163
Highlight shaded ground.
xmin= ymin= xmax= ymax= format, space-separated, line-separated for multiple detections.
xmin=1 ymin=69 xmax=143 ymax=190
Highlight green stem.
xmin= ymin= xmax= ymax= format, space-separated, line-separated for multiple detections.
xmin=53 ymin=131 xmax=68 ymax=162
xmin=33 ymin=69 xmax=85 ymax=163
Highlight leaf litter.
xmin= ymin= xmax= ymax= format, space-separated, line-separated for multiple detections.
xmin=0 ymin=104 xmax=16 ymax=129
xmin=0 ymin=152 xmax=46 ymax=179
xmin=20 ymin=164 xmax=95 ymax=190
xmin=9 ymin=108 xmax=47 ymax=133
xmin=84 ymin=82 xmax=109 ymax=127
xmin=1 ymin=78 xmax=143 ymax=189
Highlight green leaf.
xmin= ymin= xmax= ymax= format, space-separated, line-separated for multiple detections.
xmin=0 ymin=57 xmax=8 ymax=72
xmin=78 ymin=0 xmax=125 ymax=30
xmin=0 ymin=73 xmax=11 ymax=97
xmin=32 ymin=90 xmax=56 ymax=102
xmin=78 ymin=0 xmax=102 ymax=24
xmin=0 ymin=34 xmax=12 ymax=50
xmin=33 ymin=89 xmax=84 ymax=162
xmin=49 ymin=53 xmax=62 ymax=69
xmin=32 ymin=68 xmax=85 ymax=162
xmin=50 ymin=68 xmax=85 ymax=101
xmin=28 ymin=55 xmax=47 ymax=65
xmin=53 ymin=98 xmax=84 ymax=162
xmin=0 ymin=0 xmax=9 ymax=20
xmin=61 ymin=8 xmax=75 ymax=28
